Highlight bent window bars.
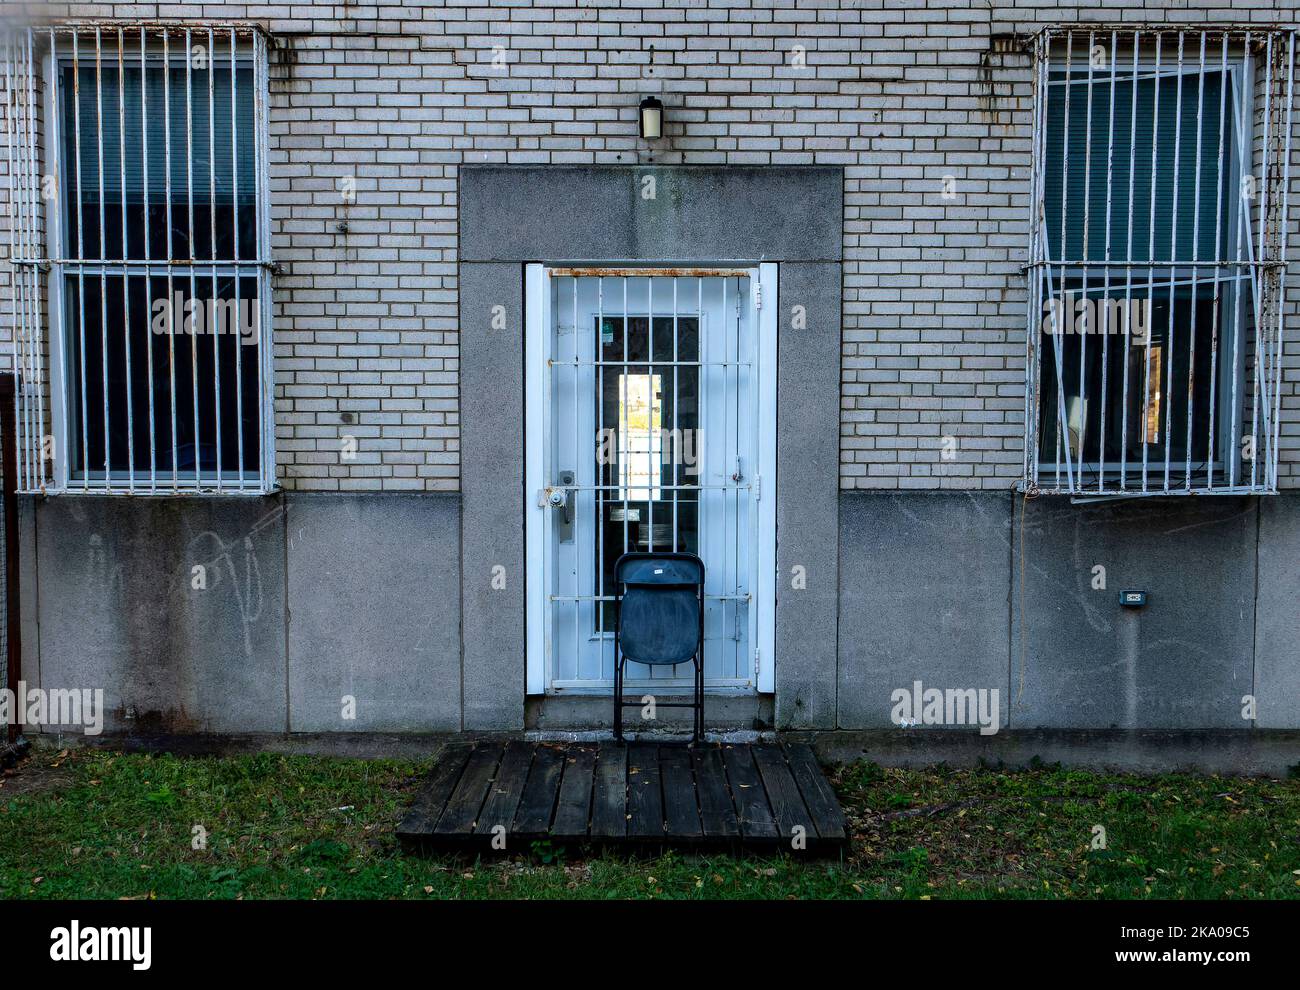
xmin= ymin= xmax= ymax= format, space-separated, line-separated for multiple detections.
xmin=1025 ymin=27 xmax=1295 ymax=496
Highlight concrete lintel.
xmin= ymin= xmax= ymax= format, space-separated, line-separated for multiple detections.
xmin=460 ymin=165 xmax=844 ymax=264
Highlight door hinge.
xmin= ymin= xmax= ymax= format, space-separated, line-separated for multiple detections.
xmin=754 ymin=647 xmax=761 ymax=675
xmin=753 ymin=473 xmax=760 ymax=500
xmin=754 ymin=282 xmax=762 ymax=309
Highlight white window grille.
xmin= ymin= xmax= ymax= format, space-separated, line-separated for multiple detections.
xmin=1 ymin=23 xmax=273 ymax=495
xmin=1025 ymin=28 xmax=1295 ymax=496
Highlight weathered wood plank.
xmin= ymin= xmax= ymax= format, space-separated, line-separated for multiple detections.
xmin=627 ymin=742 xmax=664 ymax=838
xmin=721 ymin=744 xmax=777 ymax=839
xmin=751 ymin=744 xmax=815 ymax=846
xmin=397 ymin=743 xmax=474 ymax=836
xmin=401 ymin=742 xmax=842 ymax=855
xmin=434 ymin=743 xmax=505 ymax=834
xmin=512 ymin=744 xmax=565 ymax=835
xmin=551 ymin=744 xmax=597 ymax=836
xmin=590 ymin=742 xmax=628 ymax=838
xmin=474 ymin=740 xmax=535 ymax=837
xmin=659 ymin=745 xmax=702 ymax=838
xmin=782 ymin=742 xmax=846 ymax=841
xmin=691 ymin=745 xmax=740 ymax=839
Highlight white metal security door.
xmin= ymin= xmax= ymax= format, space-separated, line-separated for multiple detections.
xmin=525 ymin=265 xmax=776 ymax=695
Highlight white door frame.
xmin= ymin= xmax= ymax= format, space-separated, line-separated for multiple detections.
xmin=525 ymin=263 xmax=777 ymax=695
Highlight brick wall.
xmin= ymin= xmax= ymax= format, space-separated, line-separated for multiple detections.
xmin=4 ymin=0 xmax=1299 ymax=490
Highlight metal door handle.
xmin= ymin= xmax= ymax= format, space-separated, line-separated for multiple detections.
xmin=558 ymin=470 xmax=574 ymax=525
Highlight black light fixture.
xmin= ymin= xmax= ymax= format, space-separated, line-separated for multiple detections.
xmin=638 ymin=95 xmax=663 ymax=140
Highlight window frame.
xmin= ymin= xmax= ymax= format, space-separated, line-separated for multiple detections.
xmin=38 ymin=24 xmax=274 ymax=495
xmin=1038 ymin=56 xmax=1249 ymax=482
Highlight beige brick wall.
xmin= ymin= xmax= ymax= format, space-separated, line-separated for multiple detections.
xmin=4 ymin=0 xmax=1299 ymax=490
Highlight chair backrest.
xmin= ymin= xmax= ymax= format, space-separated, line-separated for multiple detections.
xmin=615 ymin=553 xmax=705 ymax=666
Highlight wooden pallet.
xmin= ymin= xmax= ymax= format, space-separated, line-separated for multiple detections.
xmin=397 ymin=740 xmax=848 ymax=856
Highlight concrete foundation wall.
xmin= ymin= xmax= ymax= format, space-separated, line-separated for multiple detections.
xmin=20 ymin=493 xmax=463 ymax=734
xmin=1255 ymin=496 xmax=1300 ymax=729
xmin=835 ymin=492 xmax=1300 ymax=733
xmin=837 ymin=492 xmax=1010 ymax=731
xmin=28 ymin=496 xmax=289 ymax=734
xmin=285 ymin=495 xmax=461 ymax=732
xmin=19 ymin=490 xmax=1297 ymax=740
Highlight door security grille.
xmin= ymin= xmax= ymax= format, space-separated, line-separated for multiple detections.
xmin=527 ymin=266 xmax=775 ymax=694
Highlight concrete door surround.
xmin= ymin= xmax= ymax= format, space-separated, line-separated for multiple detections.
xmin=458 ymin=165 xmax=845 ymax=730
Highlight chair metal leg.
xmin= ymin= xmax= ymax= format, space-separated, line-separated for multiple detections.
xmin=697 ymin=659 xmax=703 ymax=742
xmin=691 ymin=655 xmax=702 ymax=744
xmin=698 ymin=658 xmax=704 ymax=741
xmin=614 ymin=655 xmax=623 ymax=741
xmin=691 ymin=654 xmax=702 ymax=737
xmin=692 ymin=658 xmax=698 ymax=744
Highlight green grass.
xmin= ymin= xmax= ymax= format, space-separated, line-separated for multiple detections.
xmin=1 ymin=748 xmax=1297 ymax=899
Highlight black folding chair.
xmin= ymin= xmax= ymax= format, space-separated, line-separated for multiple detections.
xmin=613 ymin=552 xmax=706 ymax=743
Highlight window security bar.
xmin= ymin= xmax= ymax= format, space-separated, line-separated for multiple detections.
xmin=1024 ymin=28 xmax=1295 ymax=496
xmin=550 ymin=484 xmax=752 ymax=491
xmin=1 ymin=23 xmax=274 ymax=495
xmin=2 ymin=26 xmax=44 ymax=495
xmin=551 ymin=359 xmax=754 ymax=368
xmin=549 ymin=594 xmax=750 ymax=602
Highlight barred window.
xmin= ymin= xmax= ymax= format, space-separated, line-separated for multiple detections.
xmin=1025 ymin=28 xmax=1294 ymax=495
xmin=3 ymin=24 xmax=273 ymax=494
